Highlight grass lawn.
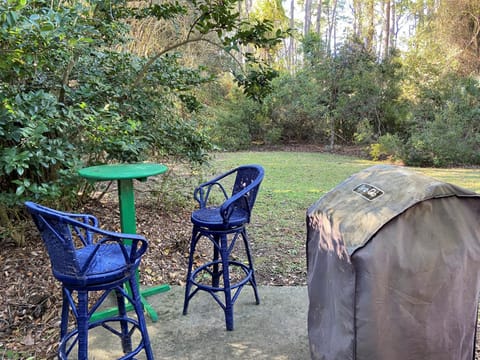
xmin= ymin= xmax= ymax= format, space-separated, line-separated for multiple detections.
xmin=196 ymin=151 xmax=480 ymax=285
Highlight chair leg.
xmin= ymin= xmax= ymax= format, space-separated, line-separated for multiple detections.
xmin=115 ymin=288 xmax=132 ymax=354
xmin=242 ymin=228 xmax=260 ymax=305
xmin=77 ymin=291 xmax=89 ymax=360
xmin=129 ymin=277 xmax=154 ymax=360
xmin=60 ymin=287 xmax=70 ymax=339
xmin=220 ymin=233 xmax=234 ymax=331
xmin=212 ymin=234 xmax=221 ymax=288
xmin=183 ymin=227 xmax=201 ymax=315
xmin=184 ymin=226 xmax=259 ymax=331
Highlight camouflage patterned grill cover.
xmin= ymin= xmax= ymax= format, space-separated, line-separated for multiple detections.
xmin=306 ymin=165 xmax=480 ymax=360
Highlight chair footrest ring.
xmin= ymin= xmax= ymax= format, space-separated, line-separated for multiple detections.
xmin=59 ymin=318 xmax=146 ymax=359
xmin=190 ymin=260 xmax=253 ymax=292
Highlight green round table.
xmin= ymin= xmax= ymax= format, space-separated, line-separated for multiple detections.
xmin=79 ymin=163 xmax=168 ymax=234
xmin=79 ymin=163 xmax=169 ymax=322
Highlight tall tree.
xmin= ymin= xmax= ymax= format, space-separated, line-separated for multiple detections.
xmin=352 ymin=0 xmax=362 ymax=37
xmin=326 ymin=0 xmax=338 ymax=53
xmin=288 ymin=0 xmax=296 ymax=72
xmin=304 ymin=0 xmax=313 ymax=35
xmin=365 ymin=0 xmax=375 ymax=52
xmin=315 ymin=0 xmax=323 ymax=36
xmin=382 ymin=0 xmax=391 ymax=58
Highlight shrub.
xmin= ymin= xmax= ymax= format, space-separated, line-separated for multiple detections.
xmin=369 ymin=133 xmax=404 ymax=161
xmin=205 ymin=79 xmax=272 ymax=150
xmin=404 ymin=75 xmax=480 ymax=167
xmin=0 ymin=1 xmax=213 ymax=245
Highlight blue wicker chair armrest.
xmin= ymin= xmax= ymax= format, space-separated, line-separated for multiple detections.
xmin=193 ymin=167 xmax=239 ymax=206
xmin=95 ymin=230 xmax=149 ymax=261
xmin=28 ymin=202 xmax=99 ymax=245
xmin=194 ymin=182 xmax=229 ymax=208
xmin=77 ymin=230 xmax=148 ymax=274
xmin=220 ymin=184 xmax=254 ymax=223
xmin=30 ymin=202 xmax=99 ymax=226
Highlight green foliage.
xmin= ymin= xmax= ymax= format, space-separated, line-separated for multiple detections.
xmin=206 ymin=81 xmax=265 ymax=150
xmin=369 ymin=133 xmax=404 ymax=161
xmin=132 ymin=0 xmax=289 ymax=102
xmin=234 ymin=58 xmax=279 ymax=102
xmin=0 ymin=90 xmax=80 ymax=203
xmin=137 ymin=2 xmax=188 ymax=20
xmin=228 ymin=18 xmax=288 ymax=101
xmin=69 ymin=50 xmax=213 ymax=163
xmin=0 ymin=0 xmax=209 ymax=173
xmin=369 ymin=72 xmax=480 ymax=168
xmin=266 ymin=71 xmax=329 ymax=143
xmin=0 ymin=88 xmax=81 ymax=244
xmin=0 ymin=0 xmax=206 ymax=244
xmin=0 ymin=0 xmax=290 ymax=245
xmin=354 ymin=119 xmax=375 ymax=145
xmin=330 ymin=43 xmax=406 ymax=142
xmin=261 ymin=37 xmax=406 ymax=146
xmin=403 ymin=75 xmax=480 ymax=167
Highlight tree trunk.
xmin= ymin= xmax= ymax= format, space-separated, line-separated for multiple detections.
xmin=391 ymin=0 xmax=396 ymax=49
xmin=327 ymin=0 xmax=338 ymax=54
xmin=289 ymin=0 xmax=295 ymax=72
xmin=383 ymin=0 xmax=391 ymax=58
xmin=315 ymin=0 xmax=323 ymax=36
xmin=365 ymin=0 xmax=375 ymax=53
xmin=245 ymin=0 xmax=252 ymax=16
xmin=304 ymin=0 xmax=313 ymax=35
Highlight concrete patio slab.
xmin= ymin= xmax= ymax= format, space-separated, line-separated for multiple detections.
xmin=89 ymin=285 xmax=309 ymax=359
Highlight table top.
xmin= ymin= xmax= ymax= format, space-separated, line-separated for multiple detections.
xmin=78 ymin=163 xmax=168 ymax=181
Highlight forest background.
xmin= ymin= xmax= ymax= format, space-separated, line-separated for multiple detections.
xmin=1 ymin=0 xmax=480 ymax=243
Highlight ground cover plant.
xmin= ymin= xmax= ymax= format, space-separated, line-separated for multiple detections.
xmin=1 ymin=150 xmax=479 ymax=358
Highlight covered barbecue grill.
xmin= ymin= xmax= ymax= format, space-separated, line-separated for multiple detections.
xmin=306 ymin=165 xmax=480 ymax=360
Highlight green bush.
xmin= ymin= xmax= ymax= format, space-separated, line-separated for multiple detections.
xmin=405 ymin=118 xmax=479 ymax=167
xmin=369 ymin=133 xmax=404 ymax=161
xmin=205 ymin=79 xmax=272 ymax=150
xmin=262 ymin=39 xmax=406 ymax=147
xmin=0 ymin=90 xmax=81 ymax=202
xmin=266 ymin=72 xmax=329 ymax=143
xmin=354 ymin=119 xmax=375 ymax=145
xmin=404 ymin=75 xmax=480 ymax=167
xmin=0 ymin=90 xmax=82 ymax=244
xmin=0 ymin=1 xmax=214 ymax=245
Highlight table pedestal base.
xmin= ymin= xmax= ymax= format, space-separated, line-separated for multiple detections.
xmin=91 ymin=284 xmax=171 ymax=323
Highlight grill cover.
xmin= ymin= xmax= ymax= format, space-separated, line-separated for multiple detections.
xmin=306 ymin=165 xmax=480 ymax=360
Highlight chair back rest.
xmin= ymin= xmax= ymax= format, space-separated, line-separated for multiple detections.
xmin=25 ymin=202 xmax=90 ymax=277
xmin=230 ymin=164 xmax=264 ymax=220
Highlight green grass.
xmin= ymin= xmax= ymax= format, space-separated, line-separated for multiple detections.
xmin=198 ymin=151 xmax=480 ymax=285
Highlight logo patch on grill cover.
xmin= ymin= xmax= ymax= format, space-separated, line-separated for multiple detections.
xmin=353 ymin=183 xmax=384 ymax=201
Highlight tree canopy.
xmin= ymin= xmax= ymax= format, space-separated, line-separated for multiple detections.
xmin=0 ymin=0 xmax=288 ymax=242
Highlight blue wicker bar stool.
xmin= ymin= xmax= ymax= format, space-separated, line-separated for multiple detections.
xmin=25 ymin=201 xmax=154 ymax=360
xmin=183 ymin=164 xmax=264 ymax=331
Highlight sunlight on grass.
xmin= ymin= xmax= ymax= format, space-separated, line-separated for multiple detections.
xmin=414 ymin=168 xmax=480 ymax=193
xmin=197 ymin=151 xmax=479 ymax=285
xmin=211 ymin=151 xmax=480 ymax=197
xmin=208 ymin=151 xmax=480 ymax=243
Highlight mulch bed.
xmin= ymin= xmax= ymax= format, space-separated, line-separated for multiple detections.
xmin=0 ymin=195 xmax=194 ymax=358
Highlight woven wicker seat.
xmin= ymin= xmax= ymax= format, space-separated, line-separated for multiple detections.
xmin=25 ymin=201 xmax=153 ymax=360
xmin=182 ymin=164 xmax=264 ymax=330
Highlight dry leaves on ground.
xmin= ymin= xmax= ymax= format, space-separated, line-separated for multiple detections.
xmin=0 ymin=183 xmax=307 ymax=358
